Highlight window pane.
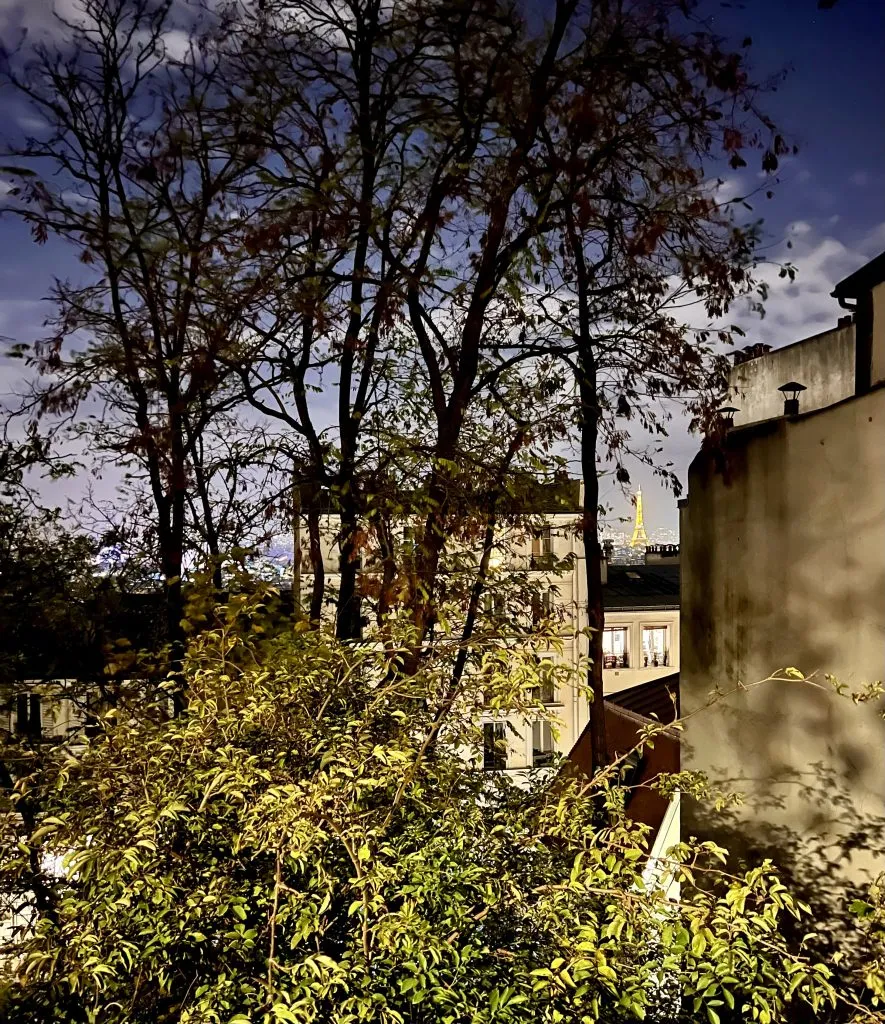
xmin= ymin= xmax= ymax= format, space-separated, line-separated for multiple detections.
xmin=642 ymin=626 xmax=669 ymax=667
xmin=15 ymin=693 xmax=41 ymax=736
xmin=531 ymin=589 xmax=553 ymax=625
xmin=602 ymin=627 xmax=629 ymax=668
xmin=530 ymin=680 xmax=556 ymax=704
xmin=15 ymin=693 xmax=29 ymax=733
xmin=532 ymin=720 xmax=555 ymax=767
xmin=530 ymin=660 xmax=557 ymax=703
xmin=531 ymin=527 xmax=554 ymax=566
xmin=483 ymin=722 xmax=507 ymax=770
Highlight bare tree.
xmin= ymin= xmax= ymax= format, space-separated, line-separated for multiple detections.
xmin=1 ymin=0 xmax=280 ymax=693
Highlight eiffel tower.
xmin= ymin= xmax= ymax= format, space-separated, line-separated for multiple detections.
xmin=629 ymin=487 xmax=649 ymax=548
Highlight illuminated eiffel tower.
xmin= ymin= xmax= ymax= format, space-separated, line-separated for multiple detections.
xmin=629 ymin=487 xmax=649 ymax=548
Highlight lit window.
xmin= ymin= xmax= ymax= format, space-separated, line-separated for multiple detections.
xmin=642 ymin=626 xmax=669 ymax=668
xmin=532 ymin=720 xmax=555 ymax=767
xmin=484 ymin=592 xmax=506 ymax=620
xmin=603 ymin=626 xmax=629 ymax=669
xmin=483 ymin=722 xmax=507 ymax=770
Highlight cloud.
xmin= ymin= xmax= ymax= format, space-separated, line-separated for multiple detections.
xmin=730 ymin=219 xmax=885 ymax=347
xmin=849 ymin=171 xmax=870 ymax=187
xmin=0 ymin=0 xmax=199 ymax=52
xmin=709 ymin=176 xmax=748 ymax=207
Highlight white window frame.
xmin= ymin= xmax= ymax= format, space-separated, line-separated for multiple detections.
xmin=602 ymin=625 xmax=630 ymax=669
xmin=641 ymin=623 xmax=670 ymax=669
xmin=532 ymin=719 xmax=555 ymax=767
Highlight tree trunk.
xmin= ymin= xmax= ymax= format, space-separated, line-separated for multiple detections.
xmin=335 ymin=492 xmax=362 ymax=641
xmin=292 ymin=478 xmax=302 ymax=619
xmin=579 ymin=368 xmax=608 ymax=771
xmin=306 ymin=487 xmax=325 ymax=626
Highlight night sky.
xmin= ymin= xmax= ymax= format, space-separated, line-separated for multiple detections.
xmin=1 ymin=0 xmax=883 ymax=534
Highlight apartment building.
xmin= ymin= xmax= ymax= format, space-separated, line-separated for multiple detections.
xmin=3 ymin=481 xmax=681 ymax=780
xmin=478 ymin=529 xmax=681 ymax=773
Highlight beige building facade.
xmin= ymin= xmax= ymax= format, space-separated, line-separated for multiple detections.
xmin=4 ymin=492 xmax=680 ymax=776
xmin=277 ymin=500 xmax=681 ymax=772
xmin=680 ymin=250 xmax=885 ymax=879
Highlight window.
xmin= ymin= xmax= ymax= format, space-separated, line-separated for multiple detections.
xmin=642 ymin=626 xmax=669 ymax=668
xmin=531 ymin=526 xmax=554 ymax=567
xmin=484 ymin=592 xmax=506 ymax=620
xmin=602 ymin=626 xmax=629 ymax=669
xmin=532 ymin=720 xmax=555 ymax=767
xmin=529 ymin=657 xmax=557 ymax=704
xmin=531 ymin=588 xmax=553 ymax=625
xmin=530 ymin=679 xmax=557 ymax=704
xmin=15 ymin=693 xmax=41 ymax=737
xmin=483 ymin=722 xmax=507 ymax=770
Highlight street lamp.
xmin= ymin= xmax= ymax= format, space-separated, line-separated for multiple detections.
xmin=777 ymin=381 xmax=806 ymax=416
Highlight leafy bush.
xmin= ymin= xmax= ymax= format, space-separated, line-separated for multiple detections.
xmin=0 ymin=618 xmax=879 ymax=1023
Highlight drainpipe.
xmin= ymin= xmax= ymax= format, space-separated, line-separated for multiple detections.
xmin=834 ymin=291 xmax=871 ymax=396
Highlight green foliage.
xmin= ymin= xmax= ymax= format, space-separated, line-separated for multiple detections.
xmin=0 ymin=620 xmax=874 ymax=1023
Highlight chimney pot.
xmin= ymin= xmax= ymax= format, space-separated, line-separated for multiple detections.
xmin=777 ymin=381 xmax=806 ymax=416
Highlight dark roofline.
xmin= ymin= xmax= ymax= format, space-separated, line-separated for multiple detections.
xmin=604 ymin=602 xmax=679 ymax=612
xmin=730 ymin=320 xmax=853 ymax=369
xmin=686 ymin=379 xmax=885 ymax=485
xmin=608 ymin=673 xmax=680 ymax=725
xmin=832 ymin=250 xmax=885 ymax=299
xmin=729 ymin=377 xmax=885 ymax=440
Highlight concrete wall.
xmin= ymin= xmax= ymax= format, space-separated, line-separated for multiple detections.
xmin=680 ymin=386 xmax=885 ymax=881
xmin=872 ymin=281 xmax=885 ymax=387
xmin=729 ymin=324 xmax=855 ymax=426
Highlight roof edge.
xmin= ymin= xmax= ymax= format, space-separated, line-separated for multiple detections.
xmin=832 ymin=250 xmax=885 ymax=298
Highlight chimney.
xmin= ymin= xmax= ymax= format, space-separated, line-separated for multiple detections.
xmin=777 ymin=381 xmax=806 ymax=417
xmin=600 ymin=539 xmax=613 ymax=585
xmin=645 ymin=544 xmax=680 ymax=565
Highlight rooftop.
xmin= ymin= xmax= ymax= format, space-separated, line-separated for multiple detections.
xmin=608 ymin=673 xmax=680 ymax=724
xmin=603 ymin=563 xmax=680 ymax=610
xmin=832 ymin=249 xmax=885 ymax=299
